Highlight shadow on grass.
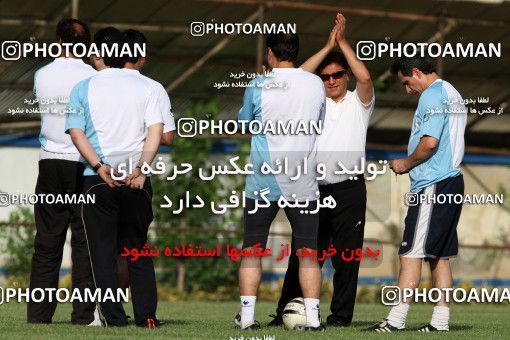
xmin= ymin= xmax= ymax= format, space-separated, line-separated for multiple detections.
xmin=159 ymin=319 xmax=191 ymax=326
xmin=449 ymin=324 xmax=474 ymax=331
xmin=46 ymin=319 xmax=192 ymax=327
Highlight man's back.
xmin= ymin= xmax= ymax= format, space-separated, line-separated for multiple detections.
xmin=240 ymin=68 xmax=325 ymax=201
xmin=122 ymin=68 xmax=176 ymax=134
xmin=35 ymin=57 xmax=96 ymax=157
xmin=66 ymin=68 xmax=161 ymax=175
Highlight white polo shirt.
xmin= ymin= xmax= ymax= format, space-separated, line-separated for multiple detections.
xmin=122 ymin=68 xmax=176 ymax=133
xmin=316 ymin=89 xmax=374 ymax=184
xmin=65 ymin=68 xmax=163 ymax=176
xmin=34 ymin=57 xmax=97 ymax=161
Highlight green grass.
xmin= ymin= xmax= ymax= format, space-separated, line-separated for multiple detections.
xmin=0 ymin=302 xmax=508 ymax=339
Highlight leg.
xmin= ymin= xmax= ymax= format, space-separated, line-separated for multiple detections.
xmin=327 ymin=180 xmax=366 ymax=326
xmin=239 ymin=199 xmax=279 ymax=328
xmin=69 ymin=220 xmax=95 ymax=324
xmin=28 ymin=160 xmax=69 ymax=323
xmin=66 ymin=161 xmax=95 ymax=324
xmin=397 ymin=257 xmax=423 ymax=294
xmin=275 ymin=238 xmax=302 ymax=316
xmin=428 ymin=259 xmax=452 ymax=330
xmin=430 ymin=259 xmax=452 ymax=306
xmin=82 ymin=176 xmax=127 ymax=326
xmin=381 ymin=257 xmax=422 ymax=329
xmin=381 ymin=187 xmax=429 ymax=330
xmin=285 ymin=202 xmax=322 ymax=327
xmin=239 ymin=257 xmax=263 ymax=296
xmin=276 ymin=201 xmax=331 ymax=316
xmin=421 ymin=175 xmax=463 ymax=331
xmin=119 ymin=180 xmax=157 ymax=325
xmin=297 ymin=256 xmax=322 ymax=299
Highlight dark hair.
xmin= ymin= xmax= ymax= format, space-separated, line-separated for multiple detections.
xmin=316 ymin=51 xmax=349 ymax=74
xmin=390 ymin=57 xmax=436 ymax=76
xmin=56 ymin=18 xmax=90 ymax=45
xmin=93 ymin=27 xmax=126 ymax=68
xmin=124 ymin=29 xmax=147 ymax=63
xmin=266 ymin=33 xmax=299 ymax=63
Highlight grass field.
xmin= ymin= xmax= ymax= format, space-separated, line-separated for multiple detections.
xmin=0 ymin=302 xmax=508 ymax=339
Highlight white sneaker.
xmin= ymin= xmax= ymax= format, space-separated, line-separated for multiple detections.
xmin=88 ymin=308 xmax=103 ymax=327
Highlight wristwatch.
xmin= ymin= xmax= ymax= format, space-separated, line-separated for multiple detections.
xmin=93 ymin=160 xmax=105 ymax=173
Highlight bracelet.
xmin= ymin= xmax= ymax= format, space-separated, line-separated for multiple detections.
xmin=93 ymin=161 xmax=104 ymax=173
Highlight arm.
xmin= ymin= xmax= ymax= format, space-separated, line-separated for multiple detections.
xmin=126 ymin=123 xmax=163 ymax=189
xmin=159 ymin=87 xmax=176 ymax=145
xmin=161 ymin=131 xmax=175 ymax=145
xmin=335 ymin=13 xmax=373 ymax=105
xmin=65 ymin=80 xmax=121 ymax=187
xmin=68 ymin=128 xmax=121 ymax=187
xmin=300 ymin=25 xmax=338 ymax=73
xmin=389 ymin=136 xmax=439 ymax=174
xmin=138 ymin=123 xmax=163 ymax=167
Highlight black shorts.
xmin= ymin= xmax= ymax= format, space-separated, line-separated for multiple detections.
xmin=242 ymin=198 xmax=318 ymax=250
xmin=399 ymin=174 xmax=464 ymax=259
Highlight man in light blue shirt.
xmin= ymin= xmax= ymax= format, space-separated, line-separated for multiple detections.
xmin=371 ymin=57 xmax=466 ymax=333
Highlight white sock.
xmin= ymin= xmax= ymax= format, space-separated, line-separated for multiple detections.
xmin=304 ymin=298 xmax=321 ymax=327
xmin=240 ymin=296 xmax=256 ymax=327
xmin=386 ymin=302 xmax=410 ymax=328
xmin=430 ymin=305 xmax=449 ymax=330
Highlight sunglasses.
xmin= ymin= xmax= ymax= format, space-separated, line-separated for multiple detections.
xmin=319 ymin=70 xmax=348 ymax=81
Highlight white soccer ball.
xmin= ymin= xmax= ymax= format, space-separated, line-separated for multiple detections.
xmin=282 ymin=297 xmax=307 ymax=330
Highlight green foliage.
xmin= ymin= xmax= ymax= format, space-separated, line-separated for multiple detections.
xmin=0 ymin=207 xmax=36 ymax=281
xmin=151 ymin=98 xmax=247 ymax=292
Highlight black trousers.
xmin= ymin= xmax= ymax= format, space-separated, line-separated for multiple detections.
xmin=81 ymin=175 xmax=157 ymax=326
xmin=28 ymin=159 xmax=95 ymax=324
xmin=276 ymin=178 xmax=367 ymax=325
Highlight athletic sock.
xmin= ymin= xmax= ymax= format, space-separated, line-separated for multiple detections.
xmin=304 ymin=298 xmax=321 ymax=327
xmin=430 ymin=305 xmax=449 ymax=331
xmin=386 ymin=302 xmax=410 ymax=328
xmin=240 ymin=296 xmax=256 ymax=327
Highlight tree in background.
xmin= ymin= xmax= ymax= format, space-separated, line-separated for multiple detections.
xmin=151 ymin=98 xmax=247 ymax=293
xmin=0 ymin=207 xmax=36 ymax=287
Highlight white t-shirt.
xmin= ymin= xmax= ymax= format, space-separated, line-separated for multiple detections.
xmin=239 ymin=67 xmax=326 ymax=201
xmin=65 ymin=68 xmax=163 ymax=176
xmin=316 ymin=89 xmax=374 ymax=184
xmin=34 ymin=57 xmax=97 ymax=160
xmin=122 ymin=69 xmax=176 ymax=133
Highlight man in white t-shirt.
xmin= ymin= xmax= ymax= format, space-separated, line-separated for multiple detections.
xmin=66 ymin=27 xmax=163 ymax=328
xmin=123 ymin=29 xmax=176 ymax=145
xmin=271 ymin=13 xmax=375 ymax=328
xmin=28 ymin=18 xmax=97 ymax=325
xmin=113 ymin=28 xmax=176 ymax=293
xmin=236 ymin=32 xmax=326 ymax=331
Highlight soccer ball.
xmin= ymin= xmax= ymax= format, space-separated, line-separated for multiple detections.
xmin=282 ymin=297 xmax=306 ymax=330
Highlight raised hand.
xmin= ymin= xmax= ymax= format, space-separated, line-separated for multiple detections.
xmin=335 ymin=13 xmax=347 ymax=43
